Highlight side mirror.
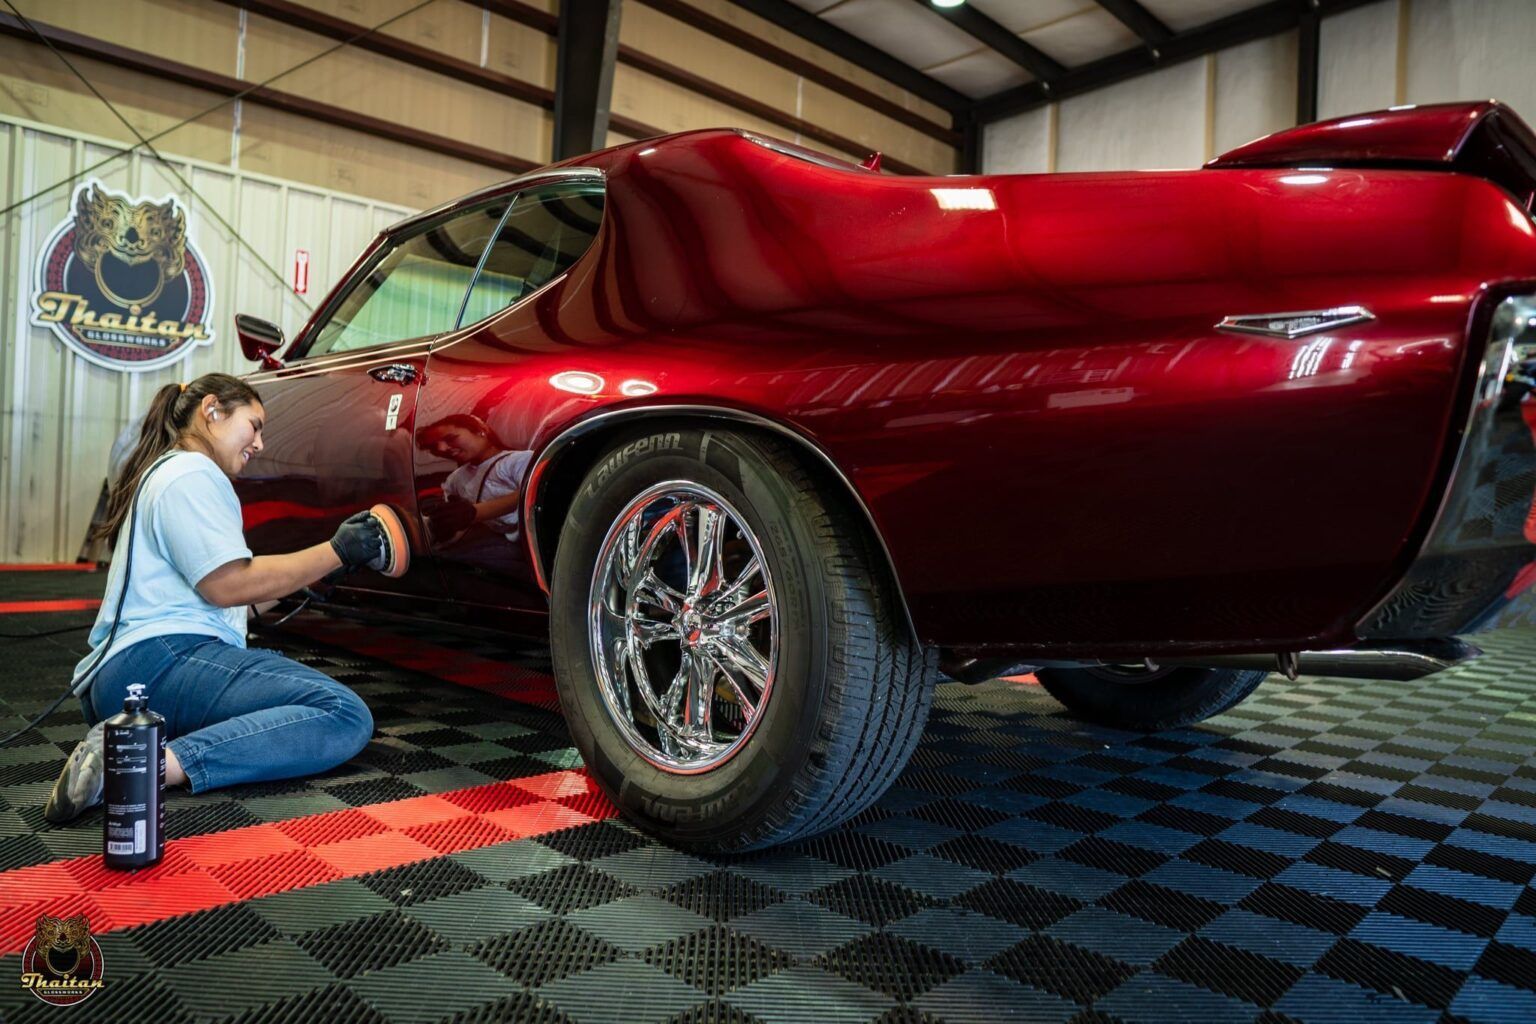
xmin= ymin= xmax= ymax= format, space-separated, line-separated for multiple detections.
xmin=236 ymin=314 xmax=285 ymax=369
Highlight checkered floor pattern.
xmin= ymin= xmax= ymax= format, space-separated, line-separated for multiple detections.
xmin=0 ymin=578 xmax=1534 ymax=1023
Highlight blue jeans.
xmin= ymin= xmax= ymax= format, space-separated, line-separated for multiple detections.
xmin=85 ymin=634 xmax=374 ymax=794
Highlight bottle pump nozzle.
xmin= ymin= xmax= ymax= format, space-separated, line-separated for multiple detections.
xmin=124 ymin=683 xmax=147 ymax=711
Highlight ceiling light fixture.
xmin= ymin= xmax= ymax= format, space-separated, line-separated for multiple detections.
xmin=931 ymin=0 xmax=966 ymax=8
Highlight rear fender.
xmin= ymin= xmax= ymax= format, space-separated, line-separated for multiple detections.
xmin=522 ymin=404 xmax=921 ymax=645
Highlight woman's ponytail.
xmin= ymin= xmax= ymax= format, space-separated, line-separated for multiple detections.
xmin=92 ymin=373 xmax=261 ymax=545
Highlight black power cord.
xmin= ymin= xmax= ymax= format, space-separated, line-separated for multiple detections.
xmin=0 ymin=453 xmax=173 ymax=747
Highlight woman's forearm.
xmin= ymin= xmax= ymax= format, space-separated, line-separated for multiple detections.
xmin=197 ymin=542 xmax=342 ymax=607
xmin=473 ymin=489 xmax=521 ymax=522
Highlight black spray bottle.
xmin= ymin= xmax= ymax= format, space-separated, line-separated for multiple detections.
xmin=103 ymin=683 xmax=165 ymax=870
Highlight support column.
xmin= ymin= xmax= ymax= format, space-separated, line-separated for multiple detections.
xmin=553 ymin=0 xmax=623 ymax=161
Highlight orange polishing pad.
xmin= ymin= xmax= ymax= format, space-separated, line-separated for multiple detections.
xmin=368 ymin=503 xmax=411 ymax=578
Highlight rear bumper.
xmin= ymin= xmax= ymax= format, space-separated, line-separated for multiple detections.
xmin=1359 ymin=292 xmax=1536 ymax=638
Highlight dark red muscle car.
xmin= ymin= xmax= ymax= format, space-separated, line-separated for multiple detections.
xmin=234 ymin=100 xmax=1536 ymax=850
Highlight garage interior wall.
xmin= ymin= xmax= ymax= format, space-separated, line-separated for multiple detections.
xmin=0 ymin=0 xmax=958 ymax=562
xmin=982 ymin=0 xmax=1536 ymax=174
xmin=0 ymin=115 xmax=415 ymax=562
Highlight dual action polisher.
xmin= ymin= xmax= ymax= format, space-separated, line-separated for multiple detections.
xmin=368 ymin=503 xmax=411 ymax=578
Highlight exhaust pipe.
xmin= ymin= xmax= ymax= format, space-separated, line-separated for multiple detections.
xmin=1162 ymin=638 xmax=1480 ymax=681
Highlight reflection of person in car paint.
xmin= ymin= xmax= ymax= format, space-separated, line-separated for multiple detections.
xmin=416 ymin=414 xmax=530 ymax=545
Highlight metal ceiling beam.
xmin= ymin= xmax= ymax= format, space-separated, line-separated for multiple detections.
xmin=975 ymin=0 xmax=1387 ymax=124
xmin=1093 ymin=0 xmax=1173 ymax=48
xmin=625 ymin=0 xmax=957 ymax=144
xmin=0 ymin=11 xmax=542 ymax=173
xmin=553 ymin=0 xmax=622 ymax=160
xmin=466 ymin=0 xmax=952 ymax=150
xmin=910 ymin=0 xmax=1066 ymax=83
xmin=210 ymin=0 xmax=660 ymax=140
xmin=723 ymin=0 xmax=969 ymax=113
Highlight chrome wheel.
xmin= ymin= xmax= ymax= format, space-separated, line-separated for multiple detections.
xmin=587 ymin=481 xmax=778 ymax=774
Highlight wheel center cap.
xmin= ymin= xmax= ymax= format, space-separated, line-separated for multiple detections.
xmin=679 ymin=607 xmax=705 ymax=646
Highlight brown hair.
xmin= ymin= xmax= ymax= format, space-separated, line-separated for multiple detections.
xmin=93 ymin=372 xmax=262 ymax=545
xmin=415 ymin=412 xmax=509 ymax=451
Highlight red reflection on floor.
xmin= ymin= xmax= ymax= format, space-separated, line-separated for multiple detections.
xmin=0 ymin=599 xmax=102 ymax=614
xmin=0 ymin=769 xmax=614 ymax=954
xmin=278 ymin=614 xmax=561 ymax=711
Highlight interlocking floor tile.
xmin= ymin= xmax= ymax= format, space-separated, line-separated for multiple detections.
xmin=6 ymin=592 xmax=1536 ymax=1024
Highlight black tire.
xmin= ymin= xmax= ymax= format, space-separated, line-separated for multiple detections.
xmin=549 ymin=426 xmax=938 ymax=851
xmin=1034 ymin=665 xmax=1269 ymax=731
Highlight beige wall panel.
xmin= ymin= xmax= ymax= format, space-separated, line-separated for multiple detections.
xmin=983 ymin=105 xmax=1052 ymax=175
xmin=294 ymin=0 xmax=483 ymax=67
xmin=0 ymin=116 xmax=414 ymax=560
xmin=3 ymin=129 xmax=80 ymax=559
xmin=242 ymin=15 xmax=548 ymax=167
xmin=0 ymin=38 xmax=235 ymax=167
xmin=486 ymin=9 xmax=557 ymax=85
xmin=620 ymin=2 xmax=799 ymax=117
xmin=796 ymin=80 xmax=957 ymax=174
xmin=1213 ymin=31 xmax=1297 ymax=157
xmin=662 ymin=0 xmax=950 ymax=127
xmin=619 ymin=2 xmax=953 ymax=173
xmin=0 ymin=120 xmax=27 ymax=557
xmin=1404 ymin=0 xmax=1536 ymax=118
xmin=610 ymin=65 xmax=792 ymax=147
xmin=235 ymin=104 xmax=509 ymax=210
xmin=1057 ymin=58 xmax=1207 ymax=171
xmin=1318 ymin=0 xmax=1399 ymax=119
xmin=10 ymin=0 xmax=240 ymax=77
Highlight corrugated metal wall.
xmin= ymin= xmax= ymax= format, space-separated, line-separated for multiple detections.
xmin=0 ymin=113 xmax=414 ymax=562
xmin=981 ymin=0 xmax=1536 ymax=174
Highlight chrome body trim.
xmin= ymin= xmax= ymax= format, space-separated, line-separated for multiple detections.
xmin=735 ymin=130 xmax=867 ymax=172
xmin=1215 ymin=305 xmax=1375 ymax=339
xmin=1358 ymin=292 xmax=1536 ymax=637
xmin=524 ymin=405 xmax=920 ymax=644
xmin=587 ymin=481 xmax=778 ymax=774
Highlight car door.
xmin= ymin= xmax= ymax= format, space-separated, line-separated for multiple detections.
xmin=411 ymin=172 xmax=607 ymax=611
xmin=241 ymin=196 xmax=516 ymax=605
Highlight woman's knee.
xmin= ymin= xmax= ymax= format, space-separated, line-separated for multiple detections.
xmin=337 ymin=687 xmax=374 ymax=755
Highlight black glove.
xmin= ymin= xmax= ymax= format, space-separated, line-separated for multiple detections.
xmin=330 ymin=511 xmax=387 ymax=573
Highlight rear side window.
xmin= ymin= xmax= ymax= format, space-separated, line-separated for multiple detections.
xmin=306 ymin=200 xmax=509 ymax=357
xmin=458 ymin=180 xmax=605 ymax=328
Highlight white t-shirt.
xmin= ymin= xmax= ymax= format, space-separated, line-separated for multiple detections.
xmin=72 ymin=450 xmax=252 ymax=693
xmin=441 ymin=450 xmax=530 ymax=539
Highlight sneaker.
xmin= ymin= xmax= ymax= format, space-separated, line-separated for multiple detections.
xmin=43 ymin=721 xmax=106 ymax=823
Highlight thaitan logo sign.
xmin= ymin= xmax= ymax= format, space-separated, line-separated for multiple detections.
xmin=30 ymin=180 xmax=215 ymax=372
xmin=20 ymin=913 xmax=106 ymax=1006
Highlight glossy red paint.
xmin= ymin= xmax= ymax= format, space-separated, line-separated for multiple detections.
xmin=237 ymin=113 xmax=1536 ymax=660
xmin=1209 ymin=100 xmax=1501 ymax=166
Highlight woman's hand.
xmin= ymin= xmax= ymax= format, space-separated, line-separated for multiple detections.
xmin=331 ymin=511 xmax=387 ymax=573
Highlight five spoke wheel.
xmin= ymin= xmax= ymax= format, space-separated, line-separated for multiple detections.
xmin=588 ymin=481 xmax=778 ymax=773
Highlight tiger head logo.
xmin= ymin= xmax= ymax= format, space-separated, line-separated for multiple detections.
xmin=72 ymin=183 xmax=186 ymax=306
xmin=32 ymin=914 xmax=91 ymax=977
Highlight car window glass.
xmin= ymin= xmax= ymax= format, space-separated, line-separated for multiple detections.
xmin=306 ymin=200 xmax=509 ymax=358
xmin=457 ymin=181 xmax=605 ymax=328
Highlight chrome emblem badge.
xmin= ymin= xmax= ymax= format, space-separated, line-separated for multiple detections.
xmin=1215 ymin=306 xmax=1374 ymax=339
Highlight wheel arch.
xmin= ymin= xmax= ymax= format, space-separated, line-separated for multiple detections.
xmin=524 ymin=404 xmax=920 ymax=644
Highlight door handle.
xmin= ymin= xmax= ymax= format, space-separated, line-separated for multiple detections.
xmin=369 ymin=363 xmax=418 ymax=385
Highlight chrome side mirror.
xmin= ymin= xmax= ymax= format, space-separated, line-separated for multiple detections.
xmin=235 ymin=313 xmax=285 ymax=369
